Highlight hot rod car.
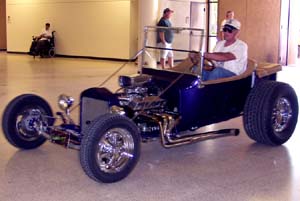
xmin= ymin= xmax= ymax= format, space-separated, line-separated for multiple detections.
xmin=2 ymin=27 xmax=298 ymax=183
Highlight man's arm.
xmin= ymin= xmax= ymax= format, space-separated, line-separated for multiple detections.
xmin=38 ymin=31 xmax=52 ymax=39
xmin=204 ymin=52 xmax=236 ymax=62
xmin=159 ymin=32 xmax=166 ymax=44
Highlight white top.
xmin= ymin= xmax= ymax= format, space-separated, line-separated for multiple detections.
xmin=40 ymin=29 xmax=52 ymax=41
xmin=213 ymin=39 xmax=248 ymax=75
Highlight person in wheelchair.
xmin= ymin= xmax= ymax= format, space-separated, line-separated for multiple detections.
xmin=29 ymin=23 xmax=54 ymax=57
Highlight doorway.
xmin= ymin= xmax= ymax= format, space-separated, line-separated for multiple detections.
xmin=190 ymin=1 xmax=218 ymax=52
xmin=190 ymin=2 xmax=207 ymax=52
xmin=280 ymin=0 xmax=300 ymax=65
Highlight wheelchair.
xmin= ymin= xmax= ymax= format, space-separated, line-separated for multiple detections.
xmin=29 ymin=31 xmax=55 ymax=58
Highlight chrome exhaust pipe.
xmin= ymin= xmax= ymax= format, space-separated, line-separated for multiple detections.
xmin=137 ymin=112 xmax=239 ymax=148
xmin=156 ymin=113 xmax=239 ymax=148
xmin=162 ymin=128 xmax=239 ymax=148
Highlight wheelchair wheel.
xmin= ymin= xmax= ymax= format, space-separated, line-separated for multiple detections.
xmin=48 ymin=48 xmax=55 ymax=57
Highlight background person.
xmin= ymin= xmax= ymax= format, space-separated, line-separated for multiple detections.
xmin=218 ymin=11 xmax=234 ymax=41
xmin=157 ymin=8 xmax=174 ymax=69
xmin=33 ymin=23 xmax=52 ymax=56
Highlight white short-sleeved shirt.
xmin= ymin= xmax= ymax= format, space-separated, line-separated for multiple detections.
xmin=213 ymin=39 xmax=248 ymax=75
xmin=40 ymin=29 xmax=52 ymax=41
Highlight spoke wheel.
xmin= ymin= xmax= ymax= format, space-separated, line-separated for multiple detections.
xmin=97 ymin=128 xmax=135 ymax=173
xmin=272 ymin=97 xmax=292 ymax=133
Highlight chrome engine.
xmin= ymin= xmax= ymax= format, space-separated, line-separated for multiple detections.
xmin=118 ymin=74 xmax=166 ymax=111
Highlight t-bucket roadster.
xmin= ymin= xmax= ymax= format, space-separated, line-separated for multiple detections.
xmin=2 ymin=27 xmax=298 ymax=183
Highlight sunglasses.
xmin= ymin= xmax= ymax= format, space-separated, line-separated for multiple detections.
xmin=222 ymin=27 xmax=236 ymax=33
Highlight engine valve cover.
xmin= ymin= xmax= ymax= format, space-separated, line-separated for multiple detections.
xmin=119 ymin=74 xmax=152 ymax=88
xmin=128 ymin=96 xmax=166 ymax=111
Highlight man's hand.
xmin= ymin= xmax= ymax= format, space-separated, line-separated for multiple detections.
xmin=159 ymin=32 xmax=166 ymax=44
xmin=203 ymin=59 xmax=215 ymax=71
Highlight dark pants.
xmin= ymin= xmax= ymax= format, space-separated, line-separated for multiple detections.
xmin=35 ymin=40 xmax=50 ymax=56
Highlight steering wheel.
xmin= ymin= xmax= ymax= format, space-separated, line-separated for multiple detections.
xmin=189 ymin=52 xmax=216 ymax=74
xmin=203 ymin=59 xmax=215 ymax=71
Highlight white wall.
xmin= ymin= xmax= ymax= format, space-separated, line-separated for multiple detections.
xmin=6 ymin=0 xmax=137 ymax=59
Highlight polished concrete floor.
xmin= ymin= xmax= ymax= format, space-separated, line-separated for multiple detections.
xmin=0 ymin=52 xmax=299 ymax=201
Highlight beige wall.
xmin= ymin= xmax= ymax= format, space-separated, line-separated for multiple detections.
xmin=0 ymin=0 xmax=6 ymax=49
xmin=5 ymin=0 xmax=283 ymax=61
xmin=219 ymin=0 xmax=281 ymax=63
xmin=6 ymin=0 xmax=138 ymax=59
xmin=129 ymin=0 xmax=138 ymax=58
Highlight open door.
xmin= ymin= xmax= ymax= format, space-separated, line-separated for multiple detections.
xmin=190 ymin=2 xmax=207 ymax=52
xmin=190 ymin=1 xmax=218 ymax=53
xmin=279 ymin=0 xmax=290 ymax=65
xmin=280 ymin=0 xmax=300 ymax=65
xmin=288 ymin=0 xmax=300 ymax=65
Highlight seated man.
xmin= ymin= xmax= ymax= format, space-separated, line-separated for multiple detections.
xmin=32 ymin=23 xmax=52 ymax=56
xmin=202 ymin=19 xmax=248 ymax=81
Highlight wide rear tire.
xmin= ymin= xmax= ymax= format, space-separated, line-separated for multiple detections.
xmin=243 ymin=80 xmax=298 ymax=145
xmin=80 ymin=113 xmax=141 ymax=183
xmin=2 ymin=94 xmax=54 ymax=149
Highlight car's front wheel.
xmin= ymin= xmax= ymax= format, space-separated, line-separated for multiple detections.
xmin=80 ymin=113 xmax=141 ymax=183
xmin=243 ymin=80 xmax=298 ymax=145
xmin=2 ymin=94 xmax=54 ymax=149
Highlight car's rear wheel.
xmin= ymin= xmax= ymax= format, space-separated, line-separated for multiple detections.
xmin=2 ymin=94 xmax=54 ymax=149
xmin=243 ymin=80 xmax=298 ymax=145
xmin=80 ymin=113 xmax=141 ymax=183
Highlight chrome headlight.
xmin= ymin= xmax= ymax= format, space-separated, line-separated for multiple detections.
xmin=58 ymin=94 xmax=74 ymax=111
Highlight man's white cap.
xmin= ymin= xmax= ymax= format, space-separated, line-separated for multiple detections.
xmin=224 ymin=19 xmax=241 ymax=30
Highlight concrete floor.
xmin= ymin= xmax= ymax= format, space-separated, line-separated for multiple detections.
xmin=0 ymin=52 xmax=299 ymax=201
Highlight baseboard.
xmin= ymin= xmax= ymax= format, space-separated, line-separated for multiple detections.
xmin=55 ymin=54 xmax=136 ymax=62
xmin=6 ymin=51 xmax=136 ymax=62
xmin=6 ymin=51 xmax=27 ymax=54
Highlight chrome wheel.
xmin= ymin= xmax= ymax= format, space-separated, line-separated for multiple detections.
xmin=97 ymin=128 xmax=134 ymax=173
xmin=80 ymin=114 xmax=140 ymax=183
xmin=16 ymin=108 xmax=44 ymax=141
xmin=243 ymin=81 xmax=298 ymax=145
xmin=272 ymin=97 xmax=292 ymax=133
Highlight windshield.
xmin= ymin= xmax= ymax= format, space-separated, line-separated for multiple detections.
xmin=140 ymin=26 xmax=205 ymax=75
